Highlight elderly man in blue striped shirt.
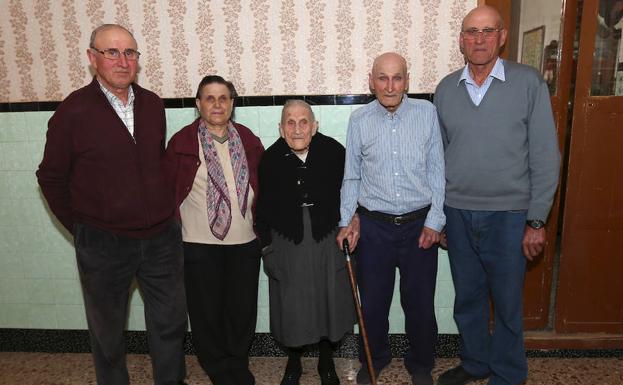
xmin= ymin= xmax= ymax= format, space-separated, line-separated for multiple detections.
xmin=337 ymin=52 xmax=446 ymax=385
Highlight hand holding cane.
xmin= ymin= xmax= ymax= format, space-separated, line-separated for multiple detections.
xmin=343 ymin=239 xmax=377 ymax=385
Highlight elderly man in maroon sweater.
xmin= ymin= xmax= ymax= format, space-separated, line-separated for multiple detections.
xmin=36 ymin=24 xmax=187 ymax=385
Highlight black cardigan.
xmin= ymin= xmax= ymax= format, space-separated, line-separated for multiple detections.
xmin=256 ymin=133 xmax=345 ymax=246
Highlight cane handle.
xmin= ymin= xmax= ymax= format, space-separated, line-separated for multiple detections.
xmin=343 ymin=238 xmax=351 ymax=257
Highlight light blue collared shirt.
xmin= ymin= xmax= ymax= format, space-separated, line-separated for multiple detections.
xmin=339 ymin=96 xmax=446 ymax=231
xmin=459 ymin=57 xmax=505 ymax=106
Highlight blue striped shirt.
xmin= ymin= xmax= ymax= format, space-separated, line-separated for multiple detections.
xmin=459 ymin=57 xmax=505 ymax=106
xmin=339 ymin=96 xmax=446 ymax=231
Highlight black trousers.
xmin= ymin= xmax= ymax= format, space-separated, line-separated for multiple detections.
xmin=74 ymin=221 xmax=188 ymax=385
xmin=183 ymin=239 xmax=261 ymax=385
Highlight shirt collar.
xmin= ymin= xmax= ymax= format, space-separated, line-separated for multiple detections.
xmin=458 ymin=57 xmax=505 ymax=86
xmin=373 ymin=94 xmax=408 ymax=118
xmin=97 ymin=80 xmax=135 ymax=107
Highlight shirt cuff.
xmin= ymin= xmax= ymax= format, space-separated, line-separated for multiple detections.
xmin=424 ymin=213 xmax=445 ymax=232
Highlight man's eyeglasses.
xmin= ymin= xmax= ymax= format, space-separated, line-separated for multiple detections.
xmin=461 ymin=28 xmax=501 ymax=40
xmin=90 ymin=47 xmax=141 ymax=61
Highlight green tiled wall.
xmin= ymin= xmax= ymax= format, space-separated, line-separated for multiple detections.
xmin=0 ymin=107 xmax=457 ymax=333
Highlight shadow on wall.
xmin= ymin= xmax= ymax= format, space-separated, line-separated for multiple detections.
xmin=37 ymin=186 xmax=143 ymax=329
xmin=38 ymin=187 xmax=72 ymax=246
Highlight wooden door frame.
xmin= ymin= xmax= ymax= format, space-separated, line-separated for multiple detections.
xmin=555 ymin=0 xmax=623 ymax=334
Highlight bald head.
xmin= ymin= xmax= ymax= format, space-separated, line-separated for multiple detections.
xmin=371 ymin=52 xmax=407 ymax=75
xmin=461 ymin=5 xmax=504 ymax=30
xmin=89 ymin=24 xmax=136 ymax=49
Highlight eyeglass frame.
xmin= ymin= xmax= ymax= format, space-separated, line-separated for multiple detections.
xmin=89 ymin=46 xmax=141 ymax=61
xmin=461 ymin=27 xmax=503 ymax=40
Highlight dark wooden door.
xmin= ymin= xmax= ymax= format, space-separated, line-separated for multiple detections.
xmin=556 ymin=0 xmax=623 ymax=333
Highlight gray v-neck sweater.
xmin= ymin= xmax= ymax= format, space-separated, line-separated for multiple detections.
xmin=434 ymin=60 xmax=560 ymax=221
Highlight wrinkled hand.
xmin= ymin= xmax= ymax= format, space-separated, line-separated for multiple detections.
xmin=336 ymin=214 xmax=361 ymax=252
xmin=418 ymin=226 xmax=440 ymax=249
xmin=522 ymin=226 xmax=546 ymax=261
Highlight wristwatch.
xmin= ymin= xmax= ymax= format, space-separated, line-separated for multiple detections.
xmin=526 ymin=219 xmax=545 ymax=229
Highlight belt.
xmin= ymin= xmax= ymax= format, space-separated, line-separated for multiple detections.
xmin=357 ymin=205 xmax=430 ymax=225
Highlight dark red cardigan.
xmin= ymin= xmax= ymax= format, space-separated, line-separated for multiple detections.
xmin=36 ymin=78 xmax=174 ymax=238
xmin=165 ymin=118 xmax=264 ymax=224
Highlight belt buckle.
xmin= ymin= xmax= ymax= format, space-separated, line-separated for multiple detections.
xmin=393 ymin=215 xmax=403 ymax=225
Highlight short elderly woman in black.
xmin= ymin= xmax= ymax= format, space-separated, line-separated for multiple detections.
xmin=257 ymin=100 xmax=356 ymax=385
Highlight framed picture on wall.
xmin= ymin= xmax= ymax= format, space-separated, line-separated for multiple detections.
xmin=521 ymin=26 xmax=545 ymax=72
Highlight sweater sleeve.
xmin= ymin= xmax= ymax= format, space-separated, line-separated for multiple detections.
xmin=36 ymin=107 xmax=75 ymax=233
xmin=527 ymin=80 xmax=561 ymax=221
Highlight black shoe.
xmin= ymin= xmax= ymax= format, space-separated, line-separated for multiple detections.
xmin=280 ymin=368 xmax=302 ymax=385
xmin=356 ymin=365 xmax=384 ymax=385
xmin=281 ymin=347 xmax=303 ymax=385
xmin=437 ymin=366 xmax=490 ymax=385
xmin=318 ymin=363 xmax=340 ymax=385
xmin=233 ymin=369 xmax=256 ymax=385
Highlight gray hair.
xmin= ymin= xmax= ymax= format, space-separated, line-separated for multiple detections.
xmin=89 ymin=24 xmax=136 ymax=48
xmin=280 ymin=99 xmax=316 ymax=125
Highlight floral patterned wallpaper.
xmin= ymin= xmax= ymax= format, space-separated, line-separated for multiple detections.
xmin=0 ymin=0 xmax=475 ymax=102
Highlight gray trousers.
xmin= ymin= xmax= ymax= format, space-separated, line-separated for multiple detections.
xmin=74 ymin=221 xmax=187 ymax=385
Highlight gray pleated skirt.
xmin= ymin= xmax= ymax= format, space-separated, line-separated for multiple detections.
xmin=263 ymin=208 xmax=356 ymax=347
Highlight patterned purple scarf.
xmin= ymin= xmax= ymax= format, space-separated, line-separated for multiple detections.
xmin=198 ymin=121 xmax=250 ymax=240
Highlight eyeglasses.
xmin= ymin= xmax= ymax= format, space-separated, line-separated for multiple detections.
xmin=461 ymin=28 xmax=501 ymax=40
xmin=90 ymin=47 xmax=141 ymax=61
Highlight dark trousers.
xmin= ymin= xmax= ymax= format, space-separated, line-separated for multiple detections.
xmin=74 ymin=221 xmax=187 ymax=385
xmin=444 ymin=206 xmax=528 ymax=385
xmin=183 ymin=240 xmax=261 ymax=385
xmin=356 ymin=214 xmax=438 ymax=375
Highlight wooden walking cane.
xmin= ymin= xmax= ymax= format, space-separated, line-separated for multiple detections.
xmin=343 ymin=239 xmax=377 ymax=385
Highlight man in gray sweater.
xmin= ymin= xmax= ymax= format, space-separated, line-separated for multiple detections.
xmin=434 ymin=6 xmax=560 ymax=385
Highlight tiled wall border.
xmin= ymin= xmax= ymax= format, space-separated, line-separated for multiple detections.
xmin=1 ymin=329 xmax=621 ymax=358
xmin=0 ymin=94 xmax=434 ymax=113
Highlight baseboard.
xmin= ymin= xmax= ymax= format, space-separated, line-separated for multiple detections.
xmin=2 ymin=329 xmax=621 ymax=358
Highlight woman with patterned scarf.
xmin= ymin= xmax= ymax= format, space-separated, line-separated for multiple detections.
xmin=166 ymin=75 xmax=264 ymax=385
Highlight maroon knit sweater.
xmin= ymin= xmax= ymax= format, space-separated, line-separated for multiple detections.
xmin=36 ymin=78 xmax=174 ymax=238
